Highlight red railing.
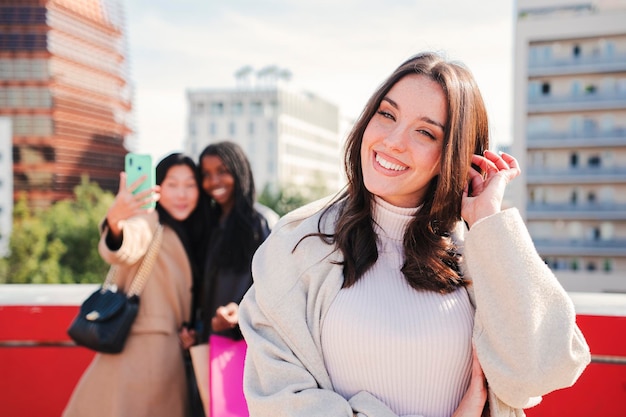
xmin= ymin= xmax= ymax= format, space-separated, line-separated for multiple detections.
xmin=0 ymin=286 xmax=625 ymax=417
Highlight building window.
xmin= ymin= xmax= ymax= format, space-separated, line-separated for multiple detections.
xmin=194 ymin=102 xmax=204 ymax=114
xmin=603 ymin=259 xmax=613 ymax=272
xmin=528 ymin=81 xmax=540 ymax=99
xmin=599 ymin=186 xmax=614 ymax=204
xmin=211 ymin=102 xmax=224 ymax=115
xmin=229 ymin=121 xmax=236 ymax=135
xmin=588 ymin=155 xmax=601 ymax=168
xmin=570 ymin=152 xmax=578 ymax=167
xmin=584 ymin=84 xmax=597 ymax=95
xmin=268 ymin=101 xmax=278 ymax=116
xmin=541 ymin=82 xmax=550 ymax=95
xmin=248 ymin=121 xmax=254 ymax=135
xmin=600 ymin=222 xmax=614 ymax=241
xmin=591 ymin=227 xmax=601 ymax=241
xmin=587 ymin=191 xmax=596 ymax=204
xmin=572 ymin=44 xmax=581 ymax=58
xmin=250 ymin=101 xmax=263 ymax=116
xmin=603 ymin=40 xmax=615 ymax=58
xmin=541 ymin=45 xmax=551 ymax=63
xmin=571 ymin=80 xmax=582 ymax=96
xmin=600 ymin=114 xmax=615 ymax=133
xmin=0 ymin=33 xmax=46 ymax=51
xmin=189 ymin=121 xmax=196 ymax=136
xmin=210 ymin=122 xmax=217 ymax=136
xmin=232 ymin=102 xmax=243 ymax=115
xmin=582 ymin=117 xmax=596 ymax=135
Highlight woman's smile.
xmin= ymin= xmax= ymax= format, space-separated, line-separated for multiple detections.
xmin=374 ymin=151 xmax=408 ymax=173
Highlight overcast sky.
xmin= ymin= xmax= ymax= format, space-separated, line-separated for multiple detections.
xmin=125 ymin=0 xmax=515 ymax=161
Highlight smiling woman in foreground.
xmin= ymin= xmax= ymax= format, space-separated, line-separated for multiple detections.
xmin=239 ymin=51 xmax=591 ymax=417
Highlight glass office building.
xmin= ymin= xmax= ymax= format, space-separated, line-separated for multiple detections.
xmin=0 ymin=0 xmax=132 ymax=207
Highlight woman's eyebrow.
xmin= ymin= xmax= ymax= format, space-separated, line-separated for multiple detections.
xmin=382 ymin=96 xmax=398 ymax=109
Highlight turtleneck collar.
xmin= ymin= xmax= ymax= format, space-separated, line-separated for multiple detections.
xmin=371 ymin=196 xmax=419 ymax=242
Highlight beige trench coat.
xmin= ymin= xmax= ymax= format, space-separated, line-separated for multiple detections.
xmin=63 ymin=212 xmax=193 ymax=417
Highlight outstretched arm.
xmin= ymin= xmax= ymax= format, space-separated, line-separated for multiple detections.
xmin=106 ymin=171 xmax=160 ymax=240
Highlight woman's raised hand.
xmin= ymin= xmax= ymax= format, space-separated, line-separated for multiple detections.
xmin=106 ymin=172 xmax=160 ymax=237
xmin=461 ymin=150 xmax=520 ymax=229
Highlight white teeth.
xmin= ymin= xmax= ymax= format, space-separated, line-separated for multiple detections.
xmin=376 ymin=153 xmax=407 ymax=171
xmin=212 ymin=187 xmax=226 ymax=194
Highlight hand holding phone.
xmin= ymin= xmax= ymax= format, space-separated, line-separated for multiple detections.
xmin=124 ymin=153 xmax=156 ymax=209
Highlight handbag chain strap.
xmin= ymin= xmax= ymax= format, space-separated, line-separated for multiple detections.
xmin=103 ymin=224 xmax=164 ymax=297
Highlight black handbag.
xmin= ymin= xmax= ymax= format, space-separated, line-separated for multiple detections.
xmin=67 ymin=225 xmax=163 ymax=353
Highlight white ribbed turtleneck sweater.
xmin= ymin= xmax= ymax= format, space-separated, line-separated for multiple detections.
xmin=321 ymin=197 xmax=474 ymax=417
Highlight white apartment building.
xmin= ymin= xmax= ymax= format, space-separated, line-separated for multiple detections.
xmin=185 ymin=72 xmax=343 ymax=198
xmin=0 ymin=117 xmax=14 ymax=257
xmin=513 ymin=0 xmax=626 ymax=292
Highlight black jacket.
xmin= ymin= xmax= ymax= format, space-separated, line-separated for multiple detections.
xmin=198 ymin=209 xmax=271 ymax=342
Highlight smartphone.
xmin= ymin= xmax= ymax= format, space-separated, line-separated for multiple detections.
xmin=124 ymin=153 xmax=156 ymax=208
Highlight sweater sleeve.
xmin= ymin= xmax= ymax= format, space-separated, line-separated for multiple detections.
xmin=463 ymin=208 xmax=590 ymax=408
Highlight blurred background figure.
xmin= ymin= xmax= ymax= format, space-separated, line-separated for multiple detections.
xmin=63 ymin=153 xmax=206 ymax=417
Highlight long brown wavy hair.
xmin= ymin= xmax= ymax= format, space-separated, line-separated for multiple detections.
xmin=303 ymin=52 xmax=489 ymax=293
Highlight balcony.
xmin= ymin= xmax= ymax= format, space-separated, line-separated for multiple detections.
xmin=533 ymin=238 xmax=626 ymax=257
xmin=526 ymin=166 xmax=626 ymax=184
xmin=527 ymin=202 xmax=626 ymax=220
xmin=528 ymin=53 xmax=626 ymax=77
xmin=527 ymin=127 xmax=626 ymax=149
xmin=528 ymin=91 xmax=626 ymax=113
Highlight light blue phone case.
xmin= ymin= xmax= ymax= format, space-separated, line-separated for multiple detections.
xmin=124 ymin=153 xmax=155 ymax=208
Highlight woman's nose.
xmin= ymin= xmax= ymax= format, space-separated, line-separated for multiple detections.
xmin=208 ymin=176 xmax=221 ymax=188
xmin=382 ymin=126 xmax=407 ymax=151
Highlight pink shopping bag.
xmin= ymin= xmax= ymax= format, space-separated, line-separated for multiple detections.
xmin=210 ymin=335 xmax=249 ymax=417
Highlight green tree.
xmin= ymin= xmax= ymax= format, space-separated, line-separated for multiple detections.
xmin=258 ymin=178 xmax=332 ymax=217
xmin=1 ymin=195 xmax=55 ymax=283
xmin=45 ymin=176 xmax=114 ymax=283
xmin=0 ymin=176 xmax=114 ymax=284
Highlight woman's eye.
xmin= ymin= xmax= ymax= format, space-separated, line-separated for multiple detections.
xmin=376 ymin=110 xmax=395 ymax=121
xmin=417 ymin=129 xmax=436 ymax=140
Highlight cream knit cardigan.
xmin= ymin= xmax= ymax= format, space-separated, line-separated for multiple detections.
xmin=239 ymin=198 xmax=590 ymax=417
